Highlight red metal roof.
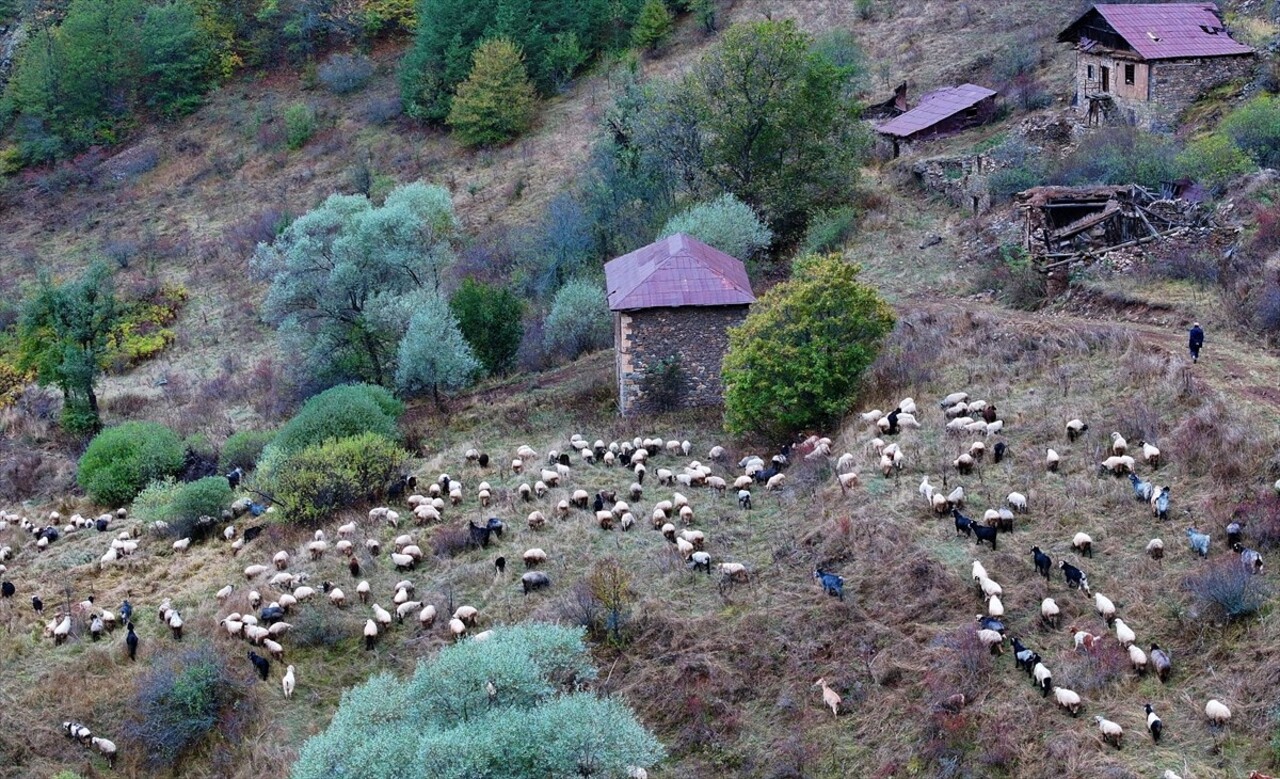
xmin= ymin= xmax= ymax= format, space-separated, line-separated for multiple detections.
xmin=605 ymin=233 xmax=756 ymax=311
xmin=1065 ymin=4 xmax=1253 ymax=60
xmin=875 ymin=84 xmax=997 ymax=139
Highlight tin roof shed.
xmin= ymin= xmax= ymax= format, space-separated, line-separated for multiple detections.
xmin=875 ymin=84 xmax=998 ymax=140
xmin=605 ymin=233 xmax=756 ymax=312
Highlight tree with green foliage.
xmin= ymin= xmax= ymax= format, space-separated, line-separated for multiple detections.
xmin=253 ymin=183 xmax=458 ymax=388
xmin=17 ymin=263 xmax=121 ymax=433
xmin=218 ymin=429 xmax=276 ymax=473
xmin=1221 ymin=94 xmax=1280 ymax=170
xmin=132 ymin=476 xmax=233 ymax=537
xmin=262 ymin=383 xmax=402 ymax=470
xmin=446 ymin=38 xmax=539 ymax=147
xmin=78 ymin=421 xmax=186 ymax=506
xmin=722 ymin=254 xmax=895 ymax=438
xmin=543 ymin=277 xmax=611 ymax=360
xmin=659 ymin=194 xmax=773 ymax=264
xmin=273 ymin=432 xmax=408 ymax=523
xmin=634 ymin=20 xmax=869 ymax=239
xmin=394 ymin=294 xmax=481 ymax=405
xmin=631 ymin=0 xmax=673 ymax=50
xmin=291 ymin=624 xmax=664 ymax=779
xmin=141 ymin=0 xmax=218 ymax=118
xmin=1176 ymin=133 xmax=1253 ymax=191
xmin=449 ymin=279 xmax=524 ymax=376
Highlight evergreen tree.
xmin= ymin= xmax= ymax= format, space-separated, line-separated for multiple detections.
xmin=449 ymin=279 xmax=523 ymax=377
xmin=446 ymin=37 xmax=538 ymax=147
xmin=630 ymin=0 xmax=673 ymax=50
xmin=141 ymin=0 xmax=218 ymax=118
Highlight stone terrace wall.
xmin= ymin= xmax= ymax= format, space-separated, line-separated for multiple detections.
xmin=616 ymin=305 xmax=748 ymax=415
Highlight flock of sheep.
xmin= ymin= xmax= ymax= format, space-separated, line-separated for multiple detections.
xmin=820 ymin=391 xmax=1275 ymax=776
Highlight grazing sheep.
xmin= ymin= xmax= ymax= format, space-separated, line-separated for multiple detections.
xmin=520 ymin=571 xmax=552 ymax=595
xmin=248 ymin=650 xmax=270 ymax=680
xmin=977 ymin=575 xmax=1002 ymax=599
xmin=522 ymin=548 xmax=547 ymax=568
xmin=737 ymin=490 xmax=752 ymax=510
xmin=689 ymin=551 xmax=711 ymax=574
xmin=1094 ymin=593 xmax=1116 ymax=624
xmin=1031 ymin=547 xmax=1052 ymax=579
xmin=719 ymin=562 xmax=749 ymax=584
xmin=1098 ymin=455 xmax=1135 ymax=476
xmin=1066 ymin=419 xmax=1089 ymax=441
xmin=1146 ymin=538 xmax=1164 ymax=562
xmin=1046 ymin=449 xmax=1060 ymax=472
xmin=1033 ymin=662 xmax=1053 ymax=696
xmin=1040 ymin=598 xmax=1060 ymax=628
xmin=953 ymin=453 xmax=974 ymax=475
xmin=1146 ymin=644 xmax=1170 ymax=683
xmin=172 ymin=538 xmax=191 ymax=552
xmin=984 ymin=420 xmax=1004 ymax=437
xmin=1138 ymin=440 xmax=1160 ymax=467
xmin=1128 ymin=643 xmax=1148 ymax=674
xmin=766 ymin=473 xmax=786 ymax=491
xmin=1052 ymin=686 xmax=1082 ymax=717
xmin=1113 ymin=618 xmax=1135 ymax=648
xmin=419 ymin=605 xmax=437 ymax=629
xmin=356 ymin=581 xmax=371 ymax=603
xmin=1186 ymin=527 xmax=1210 ymax=558
xmin=1110 ymin=432 xmax=1128 ymax=456
xmin=90 ymin=736 xmax=117 ymax=768
xmin=988 ymin=595 xmax=1004 ymax=618
xmin=1006 ymin=492 xmax=1027 ymax=514
xmin=1226 ymin=521 xmax=1244 ymax=547
xmin=940 ymin=392 xmax=969 ymax=408
xmin=946 ymin=486 xmax=965 ymax=508
xmin=814 ymin=678 xmax=841 ymax=718
xmin=814 ymin=568 xmax=844 ymax=601
xmin=1205 ymin=699 xmax=1232 ymax=725
xmin=363 ymin=619 xmax=378 ymax=650
xmin=976 ymin=628 xmax=1005 ymax=654
xmin=216 ymin=584 xmax=234 ymax=601
xmin=264 ymin=638 xmax=284 ymax=662
xmin=1094 ymin=715 xmax=1123 ymax=748
xmin=1073 ymin=532 xmax=1093 ymax=558
xmin=1235 ymin=543 xmax=1264 ymax=574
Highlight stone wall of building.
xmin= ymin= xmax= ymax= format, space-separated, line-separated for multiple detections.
xmin=615 ymin=305 xmax=749 ymax=415
xmin=1073 ymin=50 xmax=1254 ymax=131
xmin=1149 ymin=56 xmax=1256 ymax=129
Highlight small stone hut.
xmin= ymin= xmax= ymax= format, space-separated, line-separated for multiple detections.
xmin=875 ymin=84 xmax=998 ymax=158
xmin=605 ymin=233 xmax=755 ymax=416
xmin=1058 ymin=3 xmax=1254 ymax=131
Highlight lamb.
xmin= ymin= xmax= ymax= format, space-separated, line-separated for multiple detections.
xmin=1094 ymin=593 xmax=1116 ymax=624
xmin=1113 ymin=618 xmax=1135 ymax=648
xmin=1205 ymin=698 xmax=1231 ymax=725
xmin=1031 ymin=547 xmax=1052 ymax=579
xmin=814 ymin=678 xmax=841 ymax=718
xmin=1150 ymin=644 xmax=1172 ymax=682
xmin=1052 ymin=686 xmax=1082 ymax=717
xmin=1045 ymin=449 xmax=1060 ymax=472
xmin=522 ymin=548 xmax=547 ymax=568
xmin=1033 ymin=662 xmax=1053 ymax=697
xmin=1065 ymin=419 xmax=1089 ymax=441
xmin=1110 ymin=432 xmax=1127 ymax=456
xmin=1006 ymin=492 xmax=1027 ymax=514
xmin=1072 ymin=532 xmax=1093 ymax=558
xmin=281 ymin=665 xmax=296 ymax=699
xmin=172 ymin=537 xmax=191 ymax=552
xmin=1186 ymin=527 xmax=1210 ymax=558
xmin=1146 ymin=538 xmax=1164 ymax=562
xmin=1127 ymin=643 xmax=1148 ymax=674
xmin=1098 ymin=455 xmax=1135 ymax=476
xmin=88 ymin=735 xmax=117 ymax=767
xmin=363 ymin=619 xmax=378 ymax=650
xmin=814 ymin=568 xmax=844 ymax=601
xmin=1040 ymin=598 xmax=1060 ymax=628
xmin=1093 ymin=715 xmax=1123 ymax=748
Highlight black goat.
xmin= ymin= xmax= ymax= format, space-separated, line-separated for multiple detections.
xmin=558 ymin=452 xmax=571 ymax=467
xmin=95 ymin=517 xmax=110 ymax=532
xmin=1031 ymin=547 xmax=1052 ymax=579
xmin=814 ymin=568 xmax=845 ymax=601
xmin=494 ymin=556 xmax=506 ymax=575
xmin=1011 ymin=637 xmax=1039 ymax=675
xmin=243 ymin=525 xmax=264 ymax=543
xmin=592 ymin=493 xmax=604 ymax=513
xmin=883 ymin=408 xmax=901 ymax=435
xmin=477 ymin=453 xmax=490 ymax=468
xmin=190 ymin=515 xmax=218 ymax=543
xmin=0 ymin=581 xmax=13 ymax=599
xmin=754 ymin=467 xmax=780 ymax=485
xmin=38 ymin=526 xmax=59 ymax=543
xmin=1059 ymin=560 xmax=1088 ymax=592
xmin=468 ymin=518 xmax=505 ymax=549
xmin=993 ymin=442 xmax=1007 ymax=463
xmin=32 ymin=595 xmax=43 ymax=614
xmin=972 ymin=524 xmax=998 ymax=550
xmin=226 ymin=467 xmax=244 ymax=490
xmin=248 ymin=650 xmax=270 ymax=681
xmin=952 ymin=509 xmax=974 ymax=537
xmin=1226 ymin=521 xmax=1243 ymax=547
xmin=125 ymin=623 xmax=138 ymax=661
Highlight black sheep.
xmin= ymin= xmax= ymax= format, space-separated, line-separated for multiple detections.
xmin=349 ymin=557 xmax=361 ymax=578
xmin=31 ymin=595 xmax=43 ymax=614
xmin=478 ymin=453 xmax=489 ymax=468
xmin=95 ymin=517 xmax=109 ymax=532
xmin=592 ymin=493 xmax=605 ymax=513
xmin=468 ymin=518 xmax=505 ymax=549
xmin=883 ymin=408 xmax=901 ymax=435
xmin=972 ymin=523 xmax=998 ymax=550
xmin=1031 ymin=547 xmax=1052 ymax=579
xmin=1226 ymin=521 xmax=1243 ymax=547
xmin=976 ymin=615 xmax=1005 ymax=634
xmin=495 ymin=556 xmax=506 ymax=575
xmin=982 ymin=405 xmax=998 ymax=424
xmin=521 ymin=571 xmax=551 ymax=595
xmin=260 ymin=605 xmax=285 ymax=623
xmin=993 ymin=442 xmax=1007 ymax=464
xmin=558 ymin=452 xmax=571 ymax=467
xmin=0 ymin=581 xmax=14 ymax=599
xmin=952 ymin=509 xmax=974 ymax=538
xmin=1059 ymin=560 xmax=1088 ymax=591
xmin=226 ymin=467 xmax=244 ymax=490
xmin=248 ymin=650 xmax=270 ymax=681
xmin=242 ymin=525 xmax=264 ymax=543
xmin=39 ymin=526 xmax=59 ymax=543
xmin=125 ymin=623 xmax=138 ymax=661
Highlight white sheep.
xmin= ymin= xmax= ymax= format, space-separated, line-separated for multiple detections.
xmin=1127 ymin=643 xmax=1147 ymax=673
xmin=527 ymin=511 xmax=546 ymax=530
xmin=814 ymin=678 xmax=841 ymax=718
xmin=766 ymin=473 xmax=786 ymax=491
xmin=337 ymin=522 xmax=357 ymax=538
xmin=1098 ymin=455 xmax=1134 ymax=475
xmin=1040 ymin=598 xmax=1059 ymax=627
xmin=1113 ymin=618 xmax=1135 ymax=647
xmin=363 ymin=619 xmax=378 ymax=650
xmin=372 ymin=604 xmax=393 ymax=627
xmin=1138 ymin=440 xmax=1160 ymax=466
xmin=282 ymin=665 xmax=295 ymax=699
xmin=1205 ymin=698 xmax=1231 ymax=725
xmin=1046 ymin=449 xmax=1060 ymax=472
xmin=1065 ymin=418 xmax=1089 ymax=441
xmin=523 ymin=548 xmax=547 ymax=568
xmin=1051 ymin=686 xmax=1082 ymax=716
xmin=978 ymin=575 xmax=1002 ymax=599
xmin=976 ymin=629 xmax=1005 ymax=654
xmin=1072 ymin=532 xmax=1094 ymax=558
xmin=244 ymin=564 xmax=269 ymax=580
xmin=356 ymin=580 xmax=371 ymax=603
xmin=216 ymin=584 xmax=234 ymax=601
xmin=1094 ymin=593 xmax=1115 ymax=623
xmin=172 ymin=538 xmax=191 ymax=552
xmin=419 ymin=604 xmax=437 ymax=629
xmin=329 ymin=588 xmax=346 ymax=607
xmin=1093 ymin=715 xmax=1123 ymax=748
xmin=90 ymin=736 xmax=118 ymax=767
xmin=264 ymin=638 xmax=284 ymax=661
xmin=971 ymin=560 xmax=987 ymax=582
xmin=719 ymin=562 xmax=749 ymax=583
xmin=987 ymin=595 xmax=1004 ymax=618
xmin=1110 ymin=432 xmax=1127 ymax=456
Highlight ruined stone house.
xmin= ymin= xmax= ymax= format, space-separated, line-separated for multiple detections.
xmin=1058 ymin=3 xmax=1254 ymax=131
xmin=604 ymin=233 xmax=755 ymax=416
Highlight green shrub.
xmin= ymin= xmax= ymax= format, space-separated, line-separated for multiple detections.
xmin=273 ymin=432 xmax=408 ymax=524
xmin=449 ymin=279 xmax=523 ymax=377
xmin=1176 ymin=133 xmax=1253 ymax=191
xmin=802 ymin=206 xmax=859 ymax=254
xmin=284 ymin=103 xmax=317 ymax=150
xmin=291 ymin=624 xmax=664 ymax=779
xmin=722 ymin=254 xmax=895 ymax=438
xmin=658 ymin=194 xmax=774 ymax=264
xmin=268 ymin=383 xmax=403 ymax=461
xmin=1221 ymin=94 xmax=1280 ymax=169
xmin=133 ymin=476 xmax=232 ymax=537
xmin=122 ymin=644 xmax=247 ymax=771
xmin=219 ymin=429 xmax=275 ymax=472
xmin=1054 ymin=127 xmax=1178 ymax=190
xmin=543 ymin=277 xmax=611 ymax=360
xmin=987 ymin=165 xmax=1043 ymax=201
xmin=632 ymin=0 xmax=674 ymax=50
xmin=78 ymin=421 xmax=185 ymax=506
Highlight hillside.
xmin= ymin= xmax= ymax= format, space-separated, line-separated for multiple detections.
xmin=3 ymin=0 xmax=1280 ymax=777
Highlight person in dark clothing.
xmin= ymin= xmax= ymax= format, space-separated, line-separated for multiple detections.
xmin=1189 ymin=322 xmax=1204 ymax=363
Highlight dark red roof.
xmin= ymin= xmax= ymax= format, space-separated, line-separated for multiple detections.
xmin=875 ymin=84 xmax=997 ymax=139
xmin=1062 ymin=4 xmax=1253 ymax=60
xmin=605 ymin=233 xmax=756 ymax=311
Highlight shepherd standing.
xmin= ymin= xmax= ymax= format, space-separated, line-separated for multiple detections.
xmin=1188 ymin=322 xmax=1204 ymax=363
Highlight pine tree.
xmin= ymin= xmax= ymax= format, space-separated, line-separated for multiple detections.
xmin=631 ymin=0 xmax=673 ymax=50
xmin=446 ymin=37 xmax=539 ymax=147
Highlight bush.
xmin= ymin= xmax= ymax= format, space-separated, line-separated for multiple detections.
xmin=291 ymin=607 xmax=360 ymax=649
xmin=446 ymin=38 xmax=538 ymax=148
xmin=543 ymin=277 xmax=611 ymax=360
xmin=1234 ymin=494 xmax=1280 ymax=550
xmin=1186 ymin=560 xmax=1270 ymax=623
xmin=449 ymin=279 xmax=523 ymax=376
xmin=987 ymin=165 xmax=1042 ymax=202
xmin=78 ymin=421 xmax=185 ymax=506
xmin=219 ymin=429 xmax=275 ymax=473
xmin=802 ymin=206 xmax=859 ymax=255
xmin=291 ymin=624 xmax=664 ymax=779
xmin=1176 ymin=133 xmax=1253 ymax=191
xmin=283 ymin=103 xmax=317 ymax=150
xmin=1054 ymin=127 xmax=1179 ymax=190
xmin=974 ymin=243 xmax=1045 ymax=311
xmin=658 ymin=194 xmax=773 ymax=264
xmin=1221 ymin=94 xmax=1280 ymax=169
xmin=632 ymin=0 xmax=674 ymax=50
xmin=133 ymin=476 xmax=233 ymax=537
xmin=723 ymin=254 xmax=895 ymax=437
xmin=268 ymin=383 xmax=403 ymax=461
xmin=318 ymin=52 xmax=375 ymax=94
xmin=122 ymin=644 xmax=247 ymax=771
xmin=394 ymin=295 xmax=481 ymax=403
xmin=273 ymin=432 xmax=408 ymax=524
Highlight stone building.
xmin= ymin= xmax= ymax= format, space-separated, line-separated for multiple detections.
xmin=1058 ymin=3 xmax=1254 ymax=131
xmin=604 ymin=233 xmax=755 ymax=416
xmin=875 ymin=84 xmax=998 ymax=158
